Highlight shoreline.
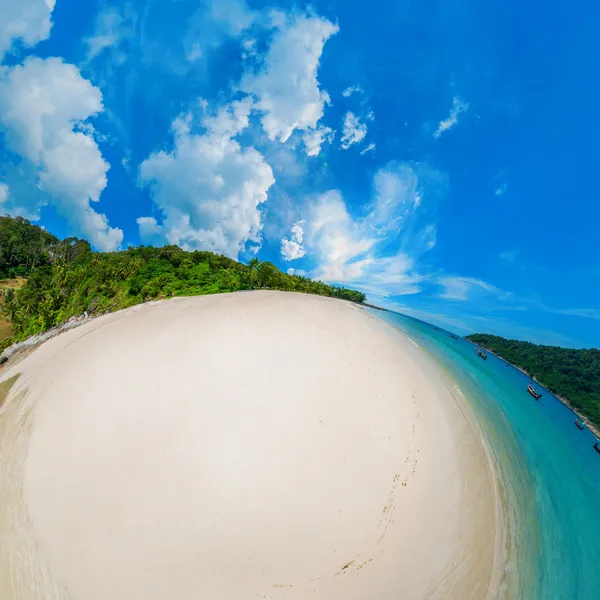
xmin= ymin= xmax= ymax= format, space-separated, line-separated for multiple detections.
xmin=468 ymin=341 xmax=600 ymax=441
xmin=366 ymin=314 xmax=508 ymax=598
xmin=366 ymin=317 xmax=505 ymax=599
xmin=0 ymin=291 xmax=501 ymax=600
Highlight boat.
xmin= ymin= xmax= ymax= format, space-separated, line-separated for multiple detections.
xmin=594 ymin=442 xmax=600 ymax=455
xmin=527 ymin=383 xmax=542 ymax=400
xmin=450 ymin=334 xmax=459 ymax=340
xmin=476 ymin=348 xmax=488 ymax=360
xmin=434 ymin=327 xmax=440 ymax=331
xmin=575 ymin=419 xmax=585 ymax=431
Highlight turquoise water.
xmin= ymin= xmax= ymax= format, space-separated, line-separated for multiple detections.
xmin=373 ymin=309 xmax=600 ymax=600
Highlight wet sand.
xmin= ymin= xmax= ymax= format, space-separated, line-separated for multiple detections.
xmin=0 ymin=291 xmax=500 ymax=599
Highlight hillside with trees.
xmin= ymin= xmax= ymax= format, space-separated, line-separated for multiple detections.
xmin=467 ymin=333 xmax=600 ymax=431
xmin=0 ymin=216 xmax=365 ymax=354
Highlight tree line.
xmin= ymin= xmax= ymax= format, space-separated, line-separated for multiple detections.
xmin=0 ymin=216 xmax=366 ymax=353
xmin=467 ymin=333 xmax=600 ymax=431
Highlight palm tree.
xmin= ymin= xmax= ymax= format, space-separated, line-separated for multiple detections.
xmin=247 ymin=258 xmax=260 ymax=289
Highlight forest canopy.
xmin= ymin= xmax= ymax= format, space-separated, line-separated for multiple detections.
xmin=0 ymin=216 xmax=365 ymax=353
xmin=467 ymin=333 xmax=600 ymax=431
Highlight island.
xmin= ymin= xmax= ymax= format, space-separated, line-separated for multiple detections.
xmin=467 ymin=333 xmax=600 ymax=436
xmin=0 ymin=215 xmax=365 ymax=358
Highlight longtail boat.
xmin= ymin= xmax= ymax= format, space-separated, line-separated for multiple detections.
xmin=527 ymin=383 xmax=542 ymax=400
xmin=476 ymin=348 xmax=488 ymax=360
xmin=594 ymin=443 xmax=600 ymax=455
xmin=450 ymin=334 xmax=459 ymax=340
xmin=575 ymin=419 xmax=585 ymax=431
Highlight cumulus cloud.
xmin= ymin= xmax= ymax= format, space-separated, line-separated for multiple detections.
xmin=136 ymin=216 xmax=162 ymax=239
xmin=340 ymin=111 xmax=367 ymax=149
xmin=280 ymin=220 xmax=306 ymax=261
xmin=0 ymin=0 xmax=55 ymax=60
xmin=0 ymin=57 xmax=123 ymax=250
xmin=302 ymin=125 xmax=335 ymax=157
xmin=139 ymin=99 xmax=275 ymax=259
xmin=240 ymin=12 xmax=338 ymax=146
xmin=433 ymin=96 xmax=469 ymax=139
xmin=342 ymin=85 xmax=362 ymax=97
xmin=437 ymin=276 xmax=498 ymax=301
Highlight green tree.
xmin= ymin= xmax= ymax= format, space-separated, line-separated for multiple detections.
xmin=467 ymin=333 xmax=600 ymax=431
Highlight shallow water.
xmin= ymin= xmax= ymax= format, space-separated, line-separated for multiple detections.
xmin=374 ymin=309 xmax=600 ymax=600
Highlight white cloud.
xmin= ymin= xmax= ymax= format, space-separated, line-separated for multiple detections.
xmin=294 ymin=163 xmax=435 ymax=297
xmin=364 ymin=162 xmax=423 ymax=234
xmin=434 ymin=96 xmax=469 ymax=139
xmin=0 ymin=57 xmax=123 ymax=250
xmin=280 ymin=220 xmax=306 ymax=261
xmin=340 ymin=111 xmax=367 ymax=149
xmin=139 ymin=99 xmax=275 ymax=259
xmin=180 ymin=0 xmax=255 ymax=68
xmin=0 ymin=0 xmax=55 ymax=60
xmin=84 ymin=5 xmax=135 ymax=63
xmin=210 ymin=0 xmax=256 ymax=37
xmin=360 ymin=143 xmax=376 ymax=155
xmin=500 ymin=249 xmax=517 ymax=262
xmin=296 ymin=163 xmax=437 ymax=298
xmin=308 ymin=190 xmax=376 ymax=267
xmin=186 ymin=43 xmax=203 ymax=63
xmin=136 ymin=216 xmax=162 ymax=239
xmin=0 ymin=182 xmax=8 ymax=204
xmin=437 ymin=276 xmax=498 ymax=301
xmin=495 ymin=182 xmax=508 ymax=196
xmin=240 ymin=12 xmax=338 ymax=147
xmin=302 ymin=125 xmax=335 ymax=157
xmin=537 ymin=304 xmax=600 ymax=321
xmin=342 ymin=85 xmax=362 ymax=97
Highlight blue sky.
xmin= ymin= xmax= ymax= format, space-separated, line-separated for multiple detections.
xmin=0 ymin=0 xmax=599 ymax=348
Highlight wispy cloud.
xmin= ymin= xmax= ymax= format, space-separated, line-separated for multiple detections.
xmin=499 ymin=249 xmax=518 ymax=262
xmin=360 ymin=143 xmax=376 ymax=155
xmin=342 ymin=85 xmax=363 ymax=97
xmin=437 ymin=276 xmax=499 ymax=300
xmin=84 ymin=5 xmax=135 ymax=63
xmin=433 ymin=96 xmax=469 ymax=139
xmin=495 ymin=182 xmax=508 ymax=196
xmin=541 ymin=306 xmax=600 ymax=321
xmin=0 ymin=182 xmax=8 ymax=204
xmin=288 ymin=162 xmax=439 ymax=298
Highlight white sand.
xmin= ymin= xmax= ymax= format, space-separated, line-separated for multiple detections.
xmin=0 ymin=291 xmax=499 ymax=599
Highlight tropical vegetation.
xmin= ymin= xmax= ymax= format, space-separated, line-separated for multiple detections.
xmin=467 ymin=333 xmax=600 ymax=431
xmin=0 ymin=216 xmax=365 ymax=354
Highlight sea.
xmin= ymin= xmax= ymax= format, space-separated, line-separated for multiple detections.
xmin=372 ymin=309 xmax=600 ymax=600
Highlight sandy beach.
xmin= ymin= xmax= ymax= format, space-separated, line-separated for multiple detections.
xmin=0 ymin=291 xmax=500 ymax=600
